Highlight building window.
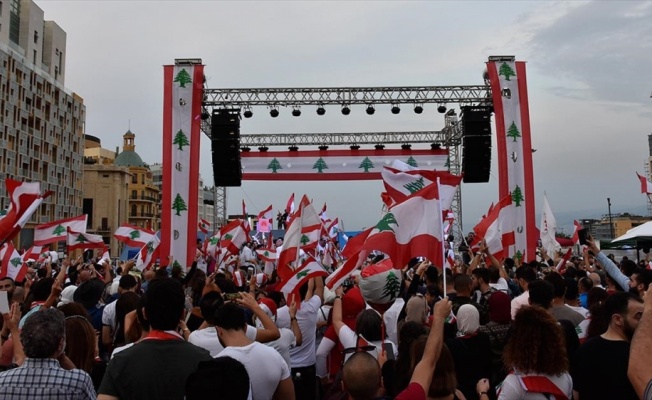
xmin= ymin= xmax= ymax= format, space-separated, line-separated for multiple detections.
xmin=131 ymin=190 xmax=137 ymax=199
xmin=32 ymin=49 xmax=36 ymax=65
xmin=8 ymin=0 xmax=18 ymax=44
xmin=131 ymin=204 xmax=137 ymax=216
xmin=33 ymin=30 xmax=38 ymax=44
xmin=131 ymin=175 xmax=137 ymax=184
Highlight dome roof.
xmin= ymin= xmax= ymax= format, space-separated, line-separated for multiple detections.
xmin=114 ymin=150 xmax=145 ymax=167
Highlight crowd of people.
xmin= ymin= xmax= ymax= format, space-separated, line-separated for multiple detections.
xmin=0 ymin=232 xmax=651 ymax=400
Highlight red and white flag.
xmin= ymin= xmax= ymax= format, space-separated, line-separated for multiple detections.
xmin=256 ymin=248 xmax=277 ymax=263
xmin=361 ymin=182 xmax=444 ymax=269
xmin=198 ymin=218 xmax=211 ymax=235
xmin=381 ymin=166 xmax=462 ymax=211
xmin=0 ymin=179 xmax=52 ymax=245
xmin=473 ymin=194 xmax=515 ymax=259
xmin=66 ymin=228 xmax=106 ymax=252
xmin=571 ymin=220 xmax=582 ymax=245
xmin=0 ymin=242 xmax=28 ymax=282
xmin=204 ymin=234 xmax=220 ymax=259
xmin=34 ymin=215 xmax=87 ymax=246
xmin=242 ymin=200 xmax=251 ymax=234
xmin=277 ymin=195 xmax=322 ymax=281
xmin=218 ymin=220 xmax=249 ymax=260
xmin=258 ymin=204 xmax=273 ymax=221
xmin=114 ymin=224 xmax=156 ymax=248
xmin=278 ymin=257 xmax=329 ymax=299
xmin=285 ymin=193 xmax=295 ymax=220
xmin=327 ymin=218 xmax=340 ymax=240
xmin=319 ymin=203 xmax=329 ymax=222
xmin=22 ymin=245 xmax=48 ymax=262
xmin=326 ymin=228 xmax=372 ymax=289
xmin=134 ymin=236 xmax=161 ymax=271
xmin=637 ymin=173 xmax=652 ymax=194
xmin=555 ymin=248 xmax=573 ymax=272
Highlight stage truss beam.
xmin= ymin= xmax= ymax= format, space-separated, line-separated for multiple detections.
xmin=235 ymin=131 xmax=459 ymax=147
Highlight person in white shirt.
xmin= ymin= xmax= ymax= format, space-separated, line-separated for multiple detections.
xmin=511 ymin=265 xmax=536 ymax=320
xmin=275 ymin=277 xmax=324 ymax=400
xmin=256 ymin=297 xmax=301 ymax=368
xmin=188 ymin=291 xmax=280 ymax=357
xmin=102 ymin=274 xmax=138 ymax=351
xmin=215 ymin=302 xmax=294 ymax=400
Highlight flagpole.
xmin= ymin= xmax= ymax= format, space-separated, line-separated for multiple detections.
xmin=437 ymin=178 xmax=447 ymax=292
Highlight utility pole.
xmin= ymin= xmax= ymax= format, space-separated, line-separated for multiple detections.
xmin=607 ymin=198 xmax=614 ymax=239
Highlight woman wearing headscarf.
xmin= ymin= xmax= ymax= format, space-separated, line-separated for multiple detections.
xmin=446 ymin=304 xmax=492 ymax=400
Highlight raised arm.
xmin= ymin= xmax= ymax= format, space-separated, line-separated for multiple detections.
xmin=331 ymin=286 xmax=345 ymax=335
xmin=237 ymin=292 xmax=280 ymax=342
xmin=587 ymin=237 xmax=629 ymax=290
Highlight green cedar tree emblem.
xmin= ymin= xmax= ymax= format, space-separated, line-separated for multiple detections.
xmin=130 ymin=230 xmax=141 ymax=240
xmin=172 ymin=193 xmax=188 ymax=216
xmin=223 ymin=234 xmax=233 ymax=241
xmin=514 ymin=250 xmax=523 ymax=262
xmin=10 ymin=257 xmax=21 ymax=267
xmin=376 ymin=213 xmax=398 ymax=233
xmin=146 ymin=242 xmax=155 ymax=253
xmin=498 ymin=62 xmax=516 ymax=81
xmin=173 ymin=69 xmax=192 ymax=88
xmin=312 ymin=157 xmax=329 ymax=173
xmin=264 ymin=251 xmax=270 ymax=257
xmin=406 ymin=156 xmax=418 ymax=167
xmin=75 ymin=234 xmax=87 ymax=243
xmin=300 ymin=234 xmax=310 ymax=246
xmin=506 ymin=122 xmax=521 ymax=142
xmin=267 ymin=158 xmax=283 ymax=173
xmin=52 ymin=225 xmax=66 ymax=236
xmin=172 ymin=260 xmax=182 ymax=270
xmin=381 ymin=271 xmax=400 ymax=301
xmin=511 ymin=185 xmax=524 ymax=207
xmin=296 ymin=269 xmax=310 ymax=279
xmin=209 ymin=237 xmax=219 ymax=245
xmin=173 ymin=129 xmax=190 ymax=150
xmin=359 ymin=157 xmax=375 ymax=172
xmin=403 ymin=177 xmax=426 ymax=194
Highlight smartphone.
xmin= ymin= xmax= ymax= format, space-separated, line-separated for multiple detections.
xmin=383 ymin=342 xmax=395 ymax=361
xmin=224 ymin=293 xmax=242 ymax=301
xmin=578 ymin=228 xmax=589 ymax=246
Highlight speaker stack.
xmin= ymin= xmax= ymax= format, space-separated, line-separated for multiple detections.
xmin=211 ymin=109 xmax=242 ymax=187
xmin=461 ymin=106 xmax=492 ymax=183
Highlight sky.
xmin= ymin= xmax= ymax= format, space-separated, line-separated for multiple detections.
xmin=37 ymin=0 xmax=652 ymax=234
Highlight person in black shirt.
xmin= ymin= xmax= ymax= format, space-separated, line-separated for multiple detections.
xmin=572 ymin=292 xmax=644 ymax=400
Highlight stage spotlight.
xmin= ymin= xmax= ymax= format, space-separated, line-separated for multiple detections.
xmin=243 ymin=109 xmax=253 ymax=118
xmin=201 ymin=111 xmax=210 ymax=120
xmin=270 ymin=108 xmax=279 ymax=118
xmin=431 ymin=143 xmax=441 ymax=150
xmin=289 ymin=145 xmax=299 ymax=151
xmin=401 ymin=144 xmax=411 ymax=150
xmin=366 ymin=105 xmax=375 ymax=115
xmin=318 ymin=145 xmax=329 ymax=151
xmin=341 ymin=105 xmax=351 ymax=115
xmin=258 ymin=146 xmax=269 ymax=152
xmin=292 ymin=107 xmax=301 ymax=117
xmin=241 ymin=146 xmax=251 ymax=152
xmin=437 ymin=104 xmax=447 ymax=113
xmin=414 ymin=105 xmax=424 ymax=114
xmin=391 ymin=105 xmax=400 ymax=115
xmin=316 ymin=106 xmax=326 ymax=116
xmin=375 ymin=144 xmax=385 ymax=150
xmin=350 ymin=144 xmax=360 ymax=150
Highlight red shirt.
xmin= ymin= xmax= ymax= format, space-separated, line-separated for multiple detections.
xmin=394 ymin=382 xmax=426 ymax=400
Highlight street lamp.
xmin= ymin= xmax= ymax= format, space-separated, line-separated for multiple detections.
xmin=607 ymin=198 xmax=614 ymax=239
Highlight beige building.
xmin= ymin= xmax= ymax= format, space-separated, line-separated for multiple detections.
xmin=0 ymin=0 xmax=84 ymax=249
xmin=82 ymin=135 xmax=130 ymax=255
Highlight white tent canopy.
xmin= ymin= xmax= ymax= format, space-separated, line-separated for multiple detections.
xmin=612 ymin=221 xmax=652 ymax=243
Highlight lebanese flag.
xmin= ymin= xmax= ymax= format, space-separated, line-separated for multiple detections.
xmin=204 ymin=234 xmax=220 ymax=258
xmin=327 ymin=218 xmax=340 ymax=240
xmin=66 ymin=228 xmax=106 ymax=252
xmin=473 ymin=194 xmax=514 ymax=258
xmin=381 ymin=166 xmax=462 ymax=211
xmin=198 ymin=218 xmax=210 ymax=235
xmin=258 ymin=204 xmax=273 ymax=221
xmin=0 ymin=179 xmax=52 ymax=245
xmin=34 ymin=215 xmax=87 ymax=246
xmin=637 ymin=173 xmax=652 ymax=194
xmin=22 ymin=245 xmax=48 ymax=262
xmin=0 ymin=242 xmax=28 ymax=282
xmin=571 ymin=220 xmax=582 ymax=245
xmin=256 ymin=248 xmax=277 ymax=262
xmin=319 ymin=203 xmax=329 ymax=222
xmin=361 ymin=183 xmax=444 ymax=269
xmin=242 ymin=200 xmax=251 ymax=234
xmin=218 ymin=220 xmax=249 ymax=259
xmin=555 ymin=248 xmax=573 ymax=272
xmin=277 ymin=195 xmax=322 ymax=281
xmin=134 ymin=236 xmax=161 ymax=271
xmin=285 ymin=193 xmax=295 ymax=220
xmin=114 ymin=224 xmax=156 ymax=247
xmin=278 ymin=257 xmax=329 ymax=299
xmin=326 ymin=229 xmax=372 ymax=289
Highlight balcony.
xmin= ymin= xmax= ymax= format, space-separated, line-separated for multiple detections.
xmin=129 ymin=195 xmax=159 ymax=202
xmin=96 ymin=226 xmax=111 ymax=233
xmin=130 ymin=212 xmax=154 ymax=218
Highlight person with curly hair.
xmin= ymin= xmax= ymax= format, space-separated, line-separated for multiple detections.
xmin=480 ymin=305 xmax=573 ymax=399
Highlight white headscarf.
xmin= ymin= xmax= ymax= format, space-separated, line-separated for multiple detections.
xmin=57 ymin=285 xmax=77 ymax=307
xmin=456 ymin=304 xmax=480 ymax=337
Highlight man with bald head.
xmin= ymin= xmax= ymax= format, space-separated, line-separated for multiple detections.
xmin=341 ymin=352 xmax=384 ymax=400
xmin=588 ymin=272 xmax=604 ymax=289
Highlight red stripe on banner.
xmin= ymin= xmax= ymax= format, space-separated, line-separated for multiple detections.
xmin=242 ymin=172 xmax=384 ymax=181
xmin=240 ymin=149 xmax=448 ymax=158
xmin=36 ymin=214 xmax=86 ymax=229
xmin=186 ymin=66 xmax=204 ymax=267
xmin=161 ymin=66 xmax=174 ymax=261
xmin=486 ymin=62 xmax=509 ymax=199
xmin=516 ymin=62 xmax=537 ymax=261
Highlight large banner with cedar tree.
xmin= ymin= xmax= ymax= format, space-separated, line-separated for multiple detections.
xmin=161 ymin=64 xmax=203 ymax=269
xmin=487 ymin=59 xmax=537 ymax=262
xmin=240 ymin=149 xmax=449 ymax=180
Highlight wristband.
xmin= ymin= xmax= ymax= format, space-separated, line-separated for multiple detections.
xmin=478 ymin=392 xmax=489 ymax=398
xmin=334 ymin=296 xmax=342 ymax=300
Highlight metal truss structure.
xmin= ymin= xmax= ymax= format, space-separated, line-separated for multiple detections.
xmin=202 ymin=84 xmax=491 ymax=244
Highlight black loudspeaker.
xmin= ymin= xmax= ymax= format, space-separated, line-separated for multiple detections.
xmin=211 ymin=109 xmax=242 ymax=187
xmin=462 ymin=135 xmax=491 ymax=183
xmin=461 ymin=106 xmax=492 ymax=137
